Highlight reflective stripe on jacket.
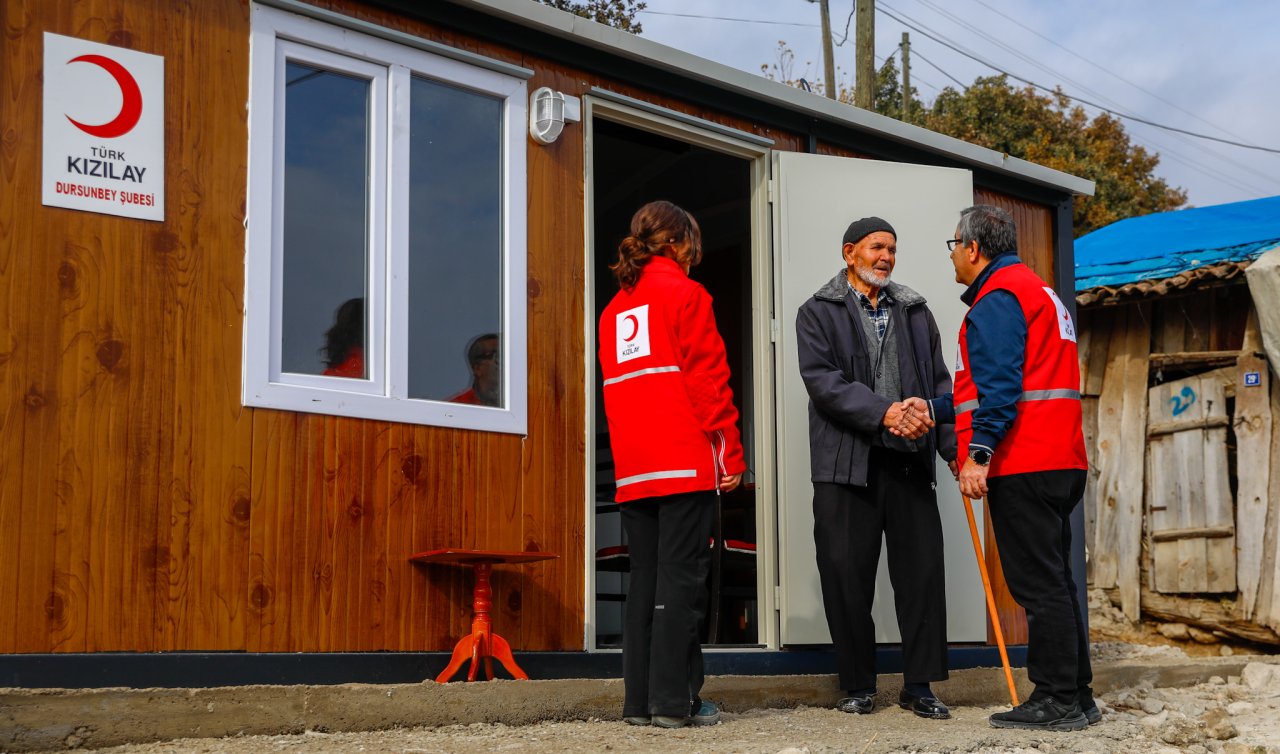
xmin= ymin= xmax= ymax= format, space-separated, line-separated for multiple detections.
xmin=955 ymin=262 xmax=1087 ymax=477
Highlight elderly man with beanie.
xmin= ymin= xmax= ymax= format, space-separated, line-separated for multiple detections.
xmin=795 ymin=216 xmax=957 ymax=719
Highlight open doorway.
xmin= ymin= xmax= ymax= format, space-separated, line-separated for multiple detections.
xmin=589 ymin=114 xmax=759 ymax=649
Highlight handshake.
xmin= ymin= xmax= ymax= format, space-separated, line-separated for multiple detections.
xmin=882 ymin=396 xmax=934 ymax=440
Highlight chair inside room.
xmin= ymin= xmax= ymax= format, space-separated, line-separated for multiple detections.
xmin=594 ymin=433 xmax=758 ymax=646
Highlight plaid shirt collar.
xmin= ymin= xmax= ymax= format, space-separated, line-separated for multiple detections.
xmin=848 ymin=282 xmax=892 ymax=341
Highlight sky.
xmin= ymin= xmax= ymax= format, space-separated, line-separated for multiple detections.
xmin=629 ymin=0 xmax=1280 ymax=210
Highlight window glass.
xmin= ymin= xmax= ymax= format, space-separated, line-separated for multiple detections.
xmin=246 ymin=5 xmax=528 ymax=433
xmin=280 ymin=62 xmax=370 ymax=378
xmin=406 ymin=76 xmax=503 ymax=406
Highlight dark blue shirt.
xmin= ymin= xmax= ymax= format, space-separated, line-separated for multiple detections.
xmin=929 ymin=254 xmax=1026 ymax=455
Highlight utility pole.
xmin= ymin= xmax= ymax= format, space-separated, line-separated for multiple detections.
xmin=854 ymin=0 xmax=875 ymax=109
xmin=816 ymin=0 xmax=836 ymax=99
xmin=900 ymin=32 xmax=911 ymax=121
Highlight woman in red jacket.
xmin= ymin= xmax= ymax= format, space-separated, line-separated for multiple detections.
xmin=599 ymin=200 xmax=746 ymax=729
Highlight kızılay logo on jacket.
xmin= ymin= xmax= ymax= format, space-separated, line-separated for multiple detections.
xmin=617 ymin=305 xmax=651 ymax=363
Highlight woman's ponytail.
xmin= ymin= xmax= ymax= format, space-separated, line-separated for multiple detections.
xmin=611 ymin=234 xmax=653 ymax=291
xmin=609 ymin=200 xmax=702 ymax=291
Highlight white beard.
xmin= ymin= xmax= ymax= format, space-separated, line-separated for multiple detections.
xmin=857 ymin=266 xmax=891 ymax=288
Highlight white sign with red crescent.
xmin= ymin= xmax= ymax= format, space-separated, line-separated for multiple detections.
xmin=42 ymin=33 xmax=164 ymax=221
xmin=616 ymin=304 xmax=651 ymax=363
xmin=1043 ymin=286 xmax=1077 ymax=342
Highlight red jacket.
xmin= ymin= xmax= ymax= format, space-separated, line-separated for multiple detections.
xmin=599 ymin=256 xmax=746 ymax=503
xmin=955 ymin=262 xmax=1087 ymax=477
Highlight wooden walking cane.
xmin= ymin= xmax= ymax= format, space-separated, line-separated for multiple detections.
xmin=962 ymin=494 xmax=1020 ymax=706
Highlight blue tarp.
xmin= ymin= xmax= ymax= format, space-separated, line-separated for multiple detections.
xmin=1074 ymin=195 xmax=1280 ymax=291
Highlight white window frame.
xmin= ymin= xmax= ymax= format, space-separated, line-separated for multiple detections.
xmin=245 ymin=4 xmax=528 ymax=434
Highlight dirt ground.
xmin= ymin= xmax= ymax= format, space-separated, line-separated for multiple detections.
xmin=20 ymin=594 xmax=1280 ymax=754
xmin=38 ymin=651 xmax=1280 ymax=754
xmin=1085 ymin=589 xmax=1273 ymax=660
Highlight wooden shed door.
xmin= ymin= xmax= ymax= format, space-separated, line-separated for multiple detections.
xmin=1145 ymin=372 xmax=1237 ymax=593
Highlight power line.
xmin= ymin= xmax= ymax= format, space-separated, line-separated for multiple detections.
xmin=905 ymin=0 xmax=1132 ymax=116
xmin=933 ymin=0 xmax=1280 ymax=191
xmin=876 ymin=4 xmax=1280 ymax=155
xmin=1136 ymin=139 xmax=1277 ymax=197
xmin=637 ymin=10 xmax=818 ymax=28
xmin=890 ymin=0 xmax=1280 ymax=194
xmin=833 ymin=1 xmax=855 ymax=47
xmin=964 ymin=0 xmax=1258 ymax=146
xmin=909 ymin=48 xmax=966 ymax=90
xmin=912 ymin=49 xmax=1265 ymax=194
xmin=877 ymin=50 xmax=941 ymax=97
xmin=640 ymin=4 xmax=1280 ymax=169
xmin=890 ymin=1 xmax=1280 ymax=194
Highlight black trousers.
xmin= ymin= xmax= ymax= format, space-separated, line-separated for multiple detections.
xmin=987 ymin=468 xmax=1090 ymax=704
xmin=813 ymin=451 xmax=948 ymax=693
xmin=620 ymin=490 xmax=715 ymax=717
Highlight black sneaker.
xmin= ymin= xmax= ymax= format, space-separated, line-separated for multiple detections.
xmin=689 ymin=700 xmax=721 ymax=726
xmin=1079 ymin=696 xmax=1102 ymax=725
xmin=989 ymin=697 xmax=1087 ymax=731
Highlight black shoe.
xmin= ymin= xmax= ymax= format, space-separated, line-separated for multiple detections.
xmin=898 ymin=690 xmax=951 ymax=719
xmin=836 ymin=693 xmax=875 ymax=714
xmin=989 ymin=697 xmax=1087 ymax=731
xmin=1075 ymin=696 xmax=1105 ymax=721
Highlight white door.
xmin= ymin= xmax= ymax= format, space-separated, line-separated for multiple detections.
xmin=773 ymin=152 xmax=987 ymax=645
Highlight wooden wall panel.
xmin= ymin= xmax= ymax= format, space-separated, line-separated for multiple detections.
xmin=973 ymin=188 xmax=1055 ymax=286
xmin=0 ymin=0 xmax=1068 ymax=655
xmin=1149 ymin=284 xmax=1251 ymax=356
xmin=0 ymin=0 xmax=255 ymax=653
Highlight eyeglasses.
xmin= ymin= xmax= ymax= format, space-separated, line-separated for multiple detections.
xmin=946 ymin=238 xmax=964 ymax=252
xmin=473 ymin=351 xmax=499 ymax=364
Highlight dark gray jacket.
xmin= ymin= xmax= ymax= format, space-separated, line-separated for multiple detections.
xmin=796 ymin=270 xmax=958 ymax=486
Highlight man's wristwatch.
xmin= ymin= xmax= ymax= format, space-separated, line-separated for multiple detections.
xmin=968 ymin=448 xmax=992 ymax=466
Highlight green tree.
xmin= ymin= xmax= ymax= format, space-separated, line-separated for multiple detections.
xmin=916 ymin=76 xmax=1187 ymax=235
xmin=537 ymin=0 xmax=646 ymax=33
xmin=870 ymin=55 xmax=924 ymax=125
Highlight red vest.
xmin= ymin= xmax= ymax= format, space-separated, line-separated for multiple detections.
xmin=955 ymin=263 xmax=1087 ymax=477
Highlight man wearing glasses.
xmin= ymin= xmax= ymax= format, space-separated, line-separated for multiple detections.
xmin=449 ymin=333 xmax=501 ymax=407
xmin=928 ymin=205 xmax=1095 ymax=731
xmin=795 ymin=216 xmax=957 ymax=721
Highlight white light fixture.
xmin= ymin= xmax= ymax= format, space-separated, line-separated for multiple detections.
xmin=529 ymin=86 xmax=581 ymax=145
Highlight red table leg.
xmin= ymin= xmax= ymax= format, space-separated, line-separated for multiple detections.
xmin=435 ymin=561 xmax=529 ymax=682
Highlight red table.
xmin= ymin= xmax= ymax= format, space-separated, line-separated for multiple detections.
xmin=409 ymin=548 xmax=558 ymax=683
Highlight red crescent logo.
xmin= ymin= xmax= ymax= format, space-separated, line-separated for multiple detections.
xmin=623 ymin=314 xmax=639 ymax=342
xmin=65 ymin=54 xmax=143 ymax=138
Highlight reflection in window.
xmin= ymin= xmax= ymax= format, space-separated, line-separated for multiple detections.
xmin=245 ymin=6 xmax=528 ymax=432
xmin=321 ymin=297 xmax=366 ymax=378
xmin=407 ymin=77 xmax=503 ymax=406
xmin=280 ymin=62 xmax=370 ymax=376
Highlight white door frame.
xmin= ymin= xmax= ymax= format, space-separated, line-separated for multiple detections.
xmin=582 ymin=93 xmax=779 ymax=651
